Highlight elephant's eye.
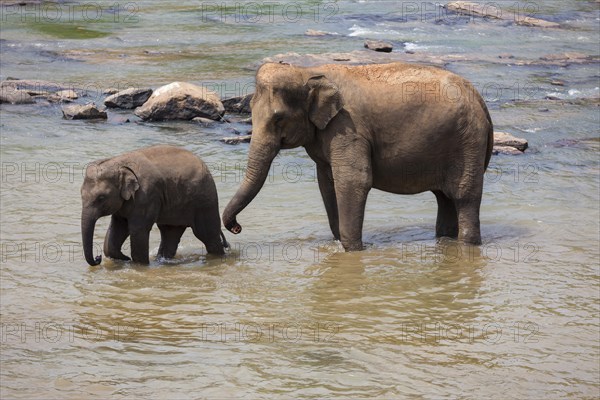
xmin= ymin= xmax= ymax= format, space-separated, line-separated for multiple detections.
xmin=273 ymin=113 xmax=285 ymax=127
xmin=97 ymin=195 xmax=106 ymax=202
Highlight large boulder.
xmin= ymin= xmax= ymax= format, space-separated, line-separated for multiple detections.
xmin=134 ymin=82 xmax=224 ymax=121
xmin=62 ymin=103 xmax=107 ymax=120
xmin=104 ymin=87 xmax=153 ymax=109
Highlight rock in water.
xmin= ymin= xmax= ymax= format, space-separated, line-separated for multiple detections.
xmin=220 ymin=135 xmax=252 ymax=145
xmin=55 ymin=90 xmax=78 ymax=99
xmin=134 ymin=82 xmax=224 ymax=121
xmin=515 ymin=16 xmax=560 ymax=28
xmin=445 ymin=1 xmax=502 ymax=18
xmin=222 ymin=94 xmax=253 ymax=114
xmin=364 ymin=40 xmax=393 ymax=53
xmin=0 ymin=88 xmax=35 ymax=104
xmin=104 ymin=87 xmax=153 ymax=109
xmin=493 ymin=146 xmax=524 ymax=155
xmin=62 ymin=103 xmax=107 ymax=120
xmin=493 ymin=131 xmax=529 ymax=155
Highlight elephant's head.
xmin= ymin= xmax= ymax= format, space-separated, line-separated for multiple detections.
xmin=222 ymin=62 xmax=344 ymax=234
xmin=81 ymin=161 xmax=139 ymax=265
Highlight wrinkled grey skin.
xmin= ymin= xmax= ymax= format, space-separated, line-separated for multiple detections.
xmin=223 ymin=62 xmax=493 ymax=250
xmin=81 ymin=145 xmax=226 ymax=266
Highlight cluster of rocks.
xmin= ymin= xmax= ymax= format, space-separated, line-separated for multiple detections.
xmin=0 ymin=79 xmax=252 ymax=123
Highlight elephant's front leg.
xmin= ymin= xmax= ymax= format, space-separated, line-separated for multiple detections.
xmin=316 ymin=163 xmax=340 ymax=240
xmin=104 ymin=215 xmax=131 ymax=261
xmin=128 ymin=220 xmax=153 ymax=264
xmin=331 ymin=144 xmax=373 ymax=251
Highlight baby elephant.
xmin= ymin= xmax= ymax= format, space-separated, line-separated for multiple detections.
xmin=81 ymin=145 xmax=227 ymax=266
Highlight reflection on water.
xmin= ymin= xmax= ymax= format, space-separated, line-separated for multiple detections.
xmin=1 ymin=1 xmax=599 ymax=398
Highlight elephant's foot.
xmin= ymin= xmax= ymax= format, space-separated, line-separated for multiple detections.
xmin=459 ymin=229 xmax=482 ymax=245
xmin=341 ymin=240 xmax=364 ymax=252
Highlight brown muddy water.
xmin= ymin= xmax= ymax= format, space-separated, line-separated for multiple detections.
xmin=1 ymin=1 xmax=599 ymax=398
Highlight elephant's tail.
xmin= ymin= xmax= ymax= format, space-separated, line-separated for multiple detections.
xmin=220 ymin=231 xmax=230 ymax=249
xmin=480 ymin=97 xmax=494 ymax=172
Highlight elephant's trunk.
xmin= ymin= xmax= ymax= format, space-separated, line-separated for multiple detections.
xmin=81 ymin=210 xmax=102 ymax=266
xmin=223 ymin=138 xmax=280 ymax=234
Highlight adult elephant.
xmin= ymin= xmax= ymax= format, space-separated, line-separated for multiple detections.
xmin=223 ymin=62 xmax=493 ymax=250
xmin=81 ymin=145 xmax=227 ymax=265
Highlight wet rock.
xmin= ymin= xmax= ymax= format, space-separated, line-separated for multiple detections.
xmin=1 ymin=79 xmax=68 ymax=93
xmin=364 ymin=40 xmax=393 ymax=53
xmin=103 ymin=88 xmax=120 ymax=95
xmin=134 ymin=82 xmax=224 ymax=121
xmin=515 ymin=16 xmax=560 ymax=28
xmin=192 ymin=117 xmax=218 ymax=126
xmin=104 ymin=87 xmax=153 ymax=109
xmin=551 ymin=80 xmax=565 ymax=86
xmin=49 ymin=89 xmax=78 ymax=103
xmin=220 ymin=135 xmax=252 ymax=145
xmin=62 ymin=103 xmax=107 ymax=120
xmin=26 ymin=90 xmax=51 ymax=97
xmin=0 ymin=88 xmax=35 ymax=104
xmin=56 ymin=89 xmax=78 ymax=99
xmin=305 ymin=29 xmax=328 ymax=36
xmin=222 ymin=93 xmax=253 ymax=114
xmin=446 ymin=1 xmax=559 ymax=27
xmin=445 ymin=1 xmax=502 ymax=19
xmin=494 ymin=131 xmax=528 ymax=152
xmin=493 ymin=146 xmax=524 ymax=155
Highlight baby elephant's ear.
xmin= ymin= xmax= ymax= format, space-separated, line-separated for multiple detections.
xmin=306 ymin=75 xmax=343 ymax=130
xmin=119 ymin=166 xmax=139 ymax=201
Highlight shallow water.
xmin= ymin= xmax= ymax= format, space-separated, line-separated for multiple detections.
xmin=1 ymin=1 xmax=599 ymax=399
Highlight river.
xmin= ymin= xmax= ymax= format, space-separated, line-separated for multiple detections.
xmin=1 ymin=1 xmax=599 ymax=398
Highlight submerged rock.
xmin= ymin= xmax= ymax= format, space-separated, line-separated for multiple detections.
xmin=220 ymin=135 xmax=252 ymax=145
xmin=446 ymin=1 xmax=559 ymax=28
xmin=192 ymin=116 xmax=218 ymax=126
xmin=104 ymin=87 xmax=153 ymax=109
xmin=134 ymin=82 xmax=224 ymax=121
xmin=305 ymin=29 xmax=328 ymax=36
xmin=1 ymin=79 xmax=69 ymax=93
xmin=515 ymin=16 xmax=560 ymax=28
xmin=62 ymin=103 xmax=107 ymax=120
xmin=445 ymin=1 xmax=502 ymax=19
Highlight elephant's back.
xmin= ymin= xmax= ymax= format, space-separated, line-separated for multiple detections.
xmin=138 ymin=144 xmax=214 ymax=191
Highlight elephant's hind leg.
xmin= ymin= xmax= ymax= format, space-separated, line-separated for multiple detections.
xmin=433 ymin=190 xmax=458 ymax=238
xmin=104 ymin=215 xmax=131 ymax=260
xmin=192 ymin=212 xmax=225 ymax=255
xmin=157 ymin=225 xmax=186 ymax=259
xmin=450 ymin=171 xmax=484 ymax=245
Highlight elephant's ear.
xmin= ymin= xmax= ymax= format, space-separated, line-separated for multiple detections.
xmin=119 ymin=166 xmax=139 ymax=201
xmin=306 ymin=75 xmax=343 ymax=130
